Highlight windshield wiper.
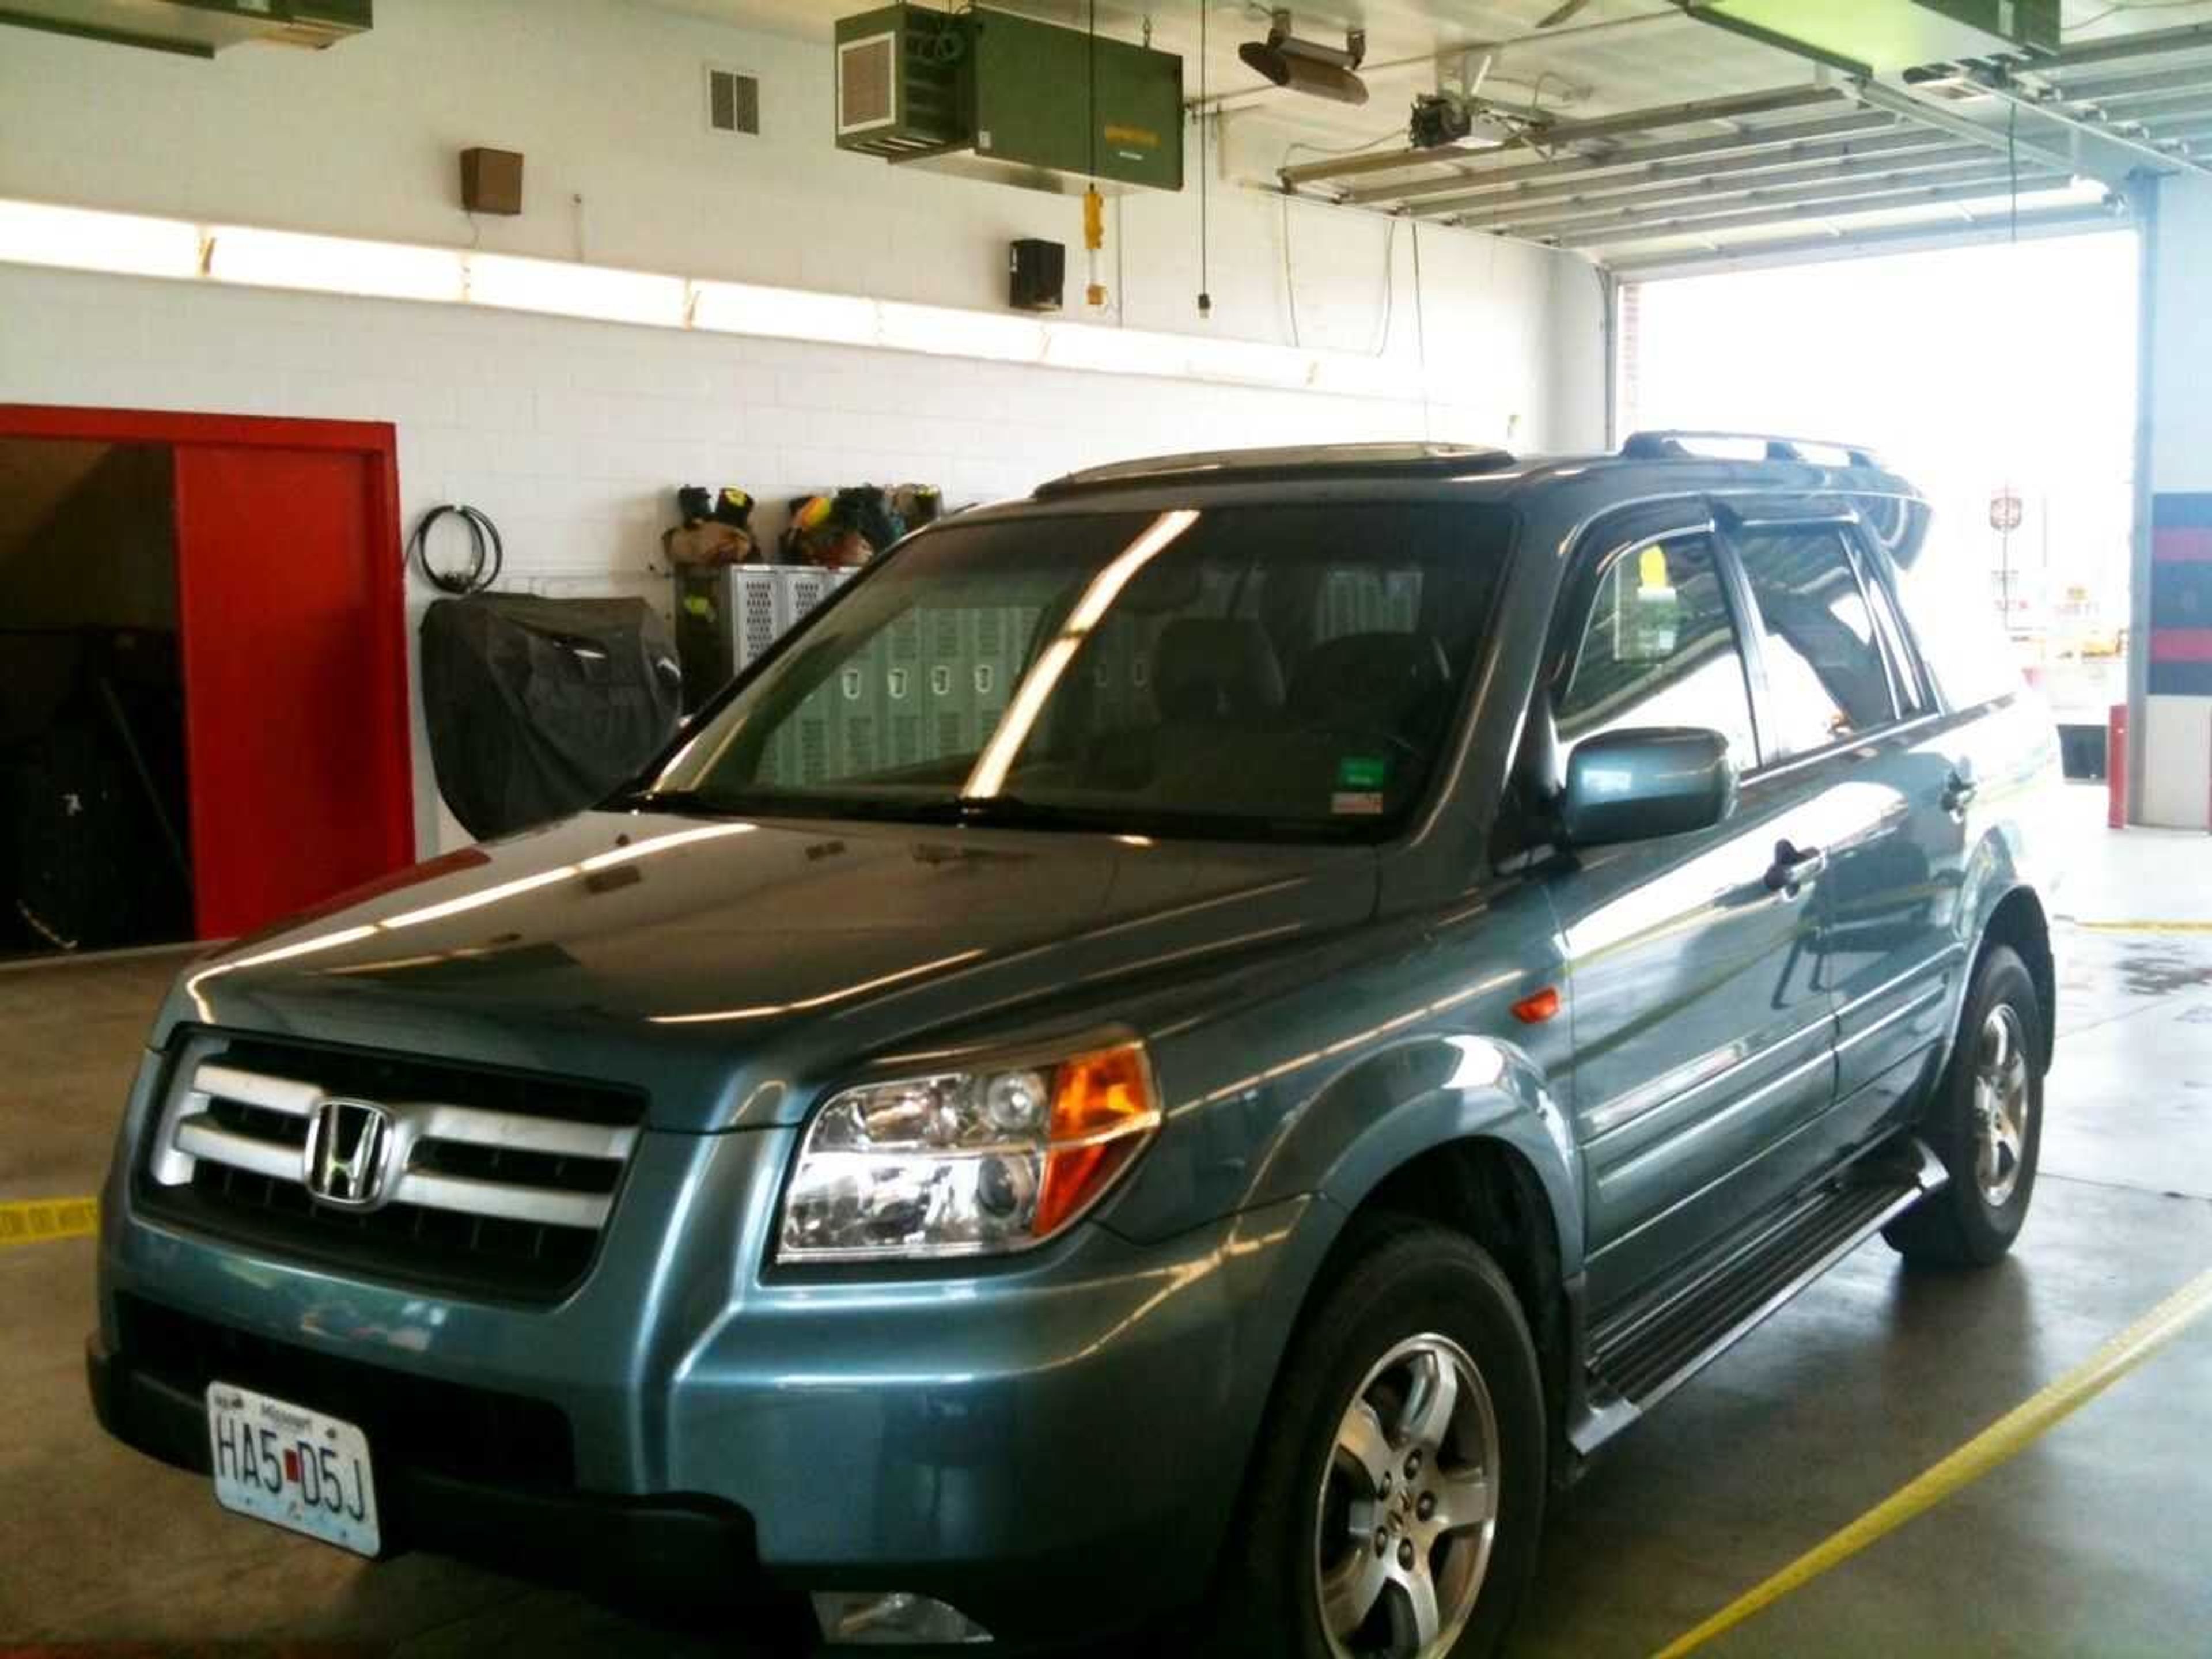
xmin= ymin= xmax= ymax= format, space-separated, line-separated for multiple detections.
xmin=607 ymin=787 xmax=751 ymax=817
xmin=900 ymin=794 xmax=1089 ymax=828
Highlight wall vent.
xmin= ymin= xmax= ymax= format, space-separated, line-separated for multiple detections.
xmin=706 ymin=66 xmax=761 ymax=136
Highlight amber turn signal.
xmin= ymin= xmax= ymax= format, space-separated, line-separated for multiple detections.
xmin=1035 ymin=1043 xmax=1160 ymax=1238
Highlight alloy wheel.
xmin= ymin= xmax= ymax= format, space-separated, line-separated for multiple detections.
xmin=1315 ymin=1333 xmax=1501 ymax=1659
xmin=1973 ymin=1003 xmax=2032 ymax=1207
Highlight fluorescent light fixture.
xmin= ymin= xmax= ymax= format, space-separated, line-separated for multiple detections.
xmin=209 ymin=225 xmax=465 ymax=303
xmin=0 ymin=199 xmax=201 ymax=280
xmin=691 ymin=278 xmax=879 ymax=346
xmin=879 ymin=300 xmax=1046 ymax=364
xmin=468 ymin=252 xmax=688 ymax=328
xmin=0 ymin=196 xmax=1451 ymax=404
xmin=1180 ymin=333 xmax=1317 ymax=389
xmin=1041 ymin=321 xmax=1198 ymax=378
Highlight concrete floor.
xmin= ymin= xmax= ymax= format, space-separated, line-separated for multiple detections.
xmin=4 ymin=786 xmax=2208 ymax=1657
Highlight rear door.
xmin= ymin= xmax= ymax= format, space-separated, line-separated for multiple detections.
xmin=1720 ymin=510 xmax=1961 ymax=1146
xmin=1543 ymin=509 xmax=1840 ymax=1306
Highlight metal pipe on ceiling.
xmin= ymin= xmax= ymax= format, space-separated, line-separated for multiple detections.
xmin=1553 ymin=168 xmax=2078 ymax=248
xmin=1278 ymin=84 xmax=1844 ymax=188
xmin=2029 ymin=62 xmax=2212 ymax=106
xmin=1965 ymin=71 xmax=2212 ymax=181
xmin=1340 ymin=109 xmax=1900 ymax=206
xmin=1992 ymin=18 xmax=2212 ymax=74
xmin=1438 ymin=142 xmax=2025 ymax=232
xmin=1389 ymin=126 xmax=1953 ymax=219
xmin=1600 ymin=202 xmax=2128 ymax=279
xmin=1847 ymin=77 xmax=2077 ymax=173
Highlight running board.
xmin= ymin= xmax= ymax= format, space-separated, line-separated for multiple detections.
xmin=1573 ymin=1138 xmax=1946 ymax=1456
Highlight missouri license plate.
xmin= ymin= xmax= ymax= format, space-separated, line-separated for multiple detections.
xmin=206 ymin=1382 xmax=380 ymax=1556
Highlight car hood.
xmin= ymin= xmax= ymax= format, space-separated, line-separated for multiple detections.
xmin=161 ymin=810 xmax=1378 ymax=1130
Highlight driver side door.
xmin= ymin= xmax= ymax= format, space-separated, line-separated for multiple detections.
xmin=1543 ymin=513 xmax=1842 ymax=1308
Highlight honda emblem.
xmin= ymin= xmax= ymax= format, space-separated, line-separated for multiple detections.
xmin=303 ymin=1098 xmax=395 ymax=1210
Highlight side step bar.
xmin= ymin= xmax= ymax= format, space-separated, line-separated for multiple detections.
xmin=1573 ymin=1138 xmax=1946 ymax=1456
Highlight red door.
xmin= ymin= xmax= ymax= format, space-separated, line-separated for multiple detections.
xmin=173 ymin=445 xmax=413 ymax=938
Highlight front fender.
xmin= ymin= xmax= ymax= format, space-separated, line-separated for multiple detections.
xmin=1303 ymin=1037 xmax=1585 ymax=1279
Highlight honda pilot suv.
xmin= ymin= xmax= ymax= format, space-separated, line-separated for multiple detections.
xmin=90 ymin=436 xmax=2061 ymax=1658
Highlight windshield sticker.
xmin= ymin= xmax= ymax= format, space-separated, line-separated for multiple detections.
xmin=1336 ymin=755 xmax=1391 ymax=790
xmin=1331 ymin=791 xmax=1386 ymax=816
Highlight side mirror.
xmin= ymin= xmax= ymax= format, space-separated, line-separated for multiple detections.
xmin=1561 ymin=728 xmax=1738 ymax=848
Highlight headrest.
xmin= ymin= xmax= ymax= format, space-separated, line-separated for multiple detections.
xmin=1291 ymin=632 xmax=1451 ymax=722
xmin=1154 ymin=618 xmax=1286 ymax=722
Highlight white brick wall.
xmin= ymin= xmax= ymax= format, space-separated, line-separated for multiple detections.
xmin=0 ymin=0 xmax=1607 ymax=853
xmin=1 ymin=261 xmax=1558 ymax=853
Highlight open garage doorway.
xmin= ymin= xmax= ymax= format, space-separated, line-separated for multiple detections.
xmin=1618 ymin=231 xmax=2140 ymax=779
xmin=0 ymin=407 xmax=412 ymax=956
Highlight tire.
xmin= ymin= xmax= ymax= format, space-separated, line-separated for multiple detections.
xmin=1209 ymin=1220 xmax=1546 ymax=1659
xmin=1883 ymin=944 xmax=2045 ymax=1268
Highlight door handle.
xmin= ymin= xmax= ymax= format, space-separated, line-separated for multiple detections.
xmin=1942 ymin=764 xmax=1978 ymax=813
xmin=1764 ymin=838 xmax=1827 ymax=896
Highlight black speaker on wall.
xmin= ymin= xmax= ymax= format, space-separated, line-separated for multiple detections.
xmin=1009 ymin=238 xmax=1066 ymax=312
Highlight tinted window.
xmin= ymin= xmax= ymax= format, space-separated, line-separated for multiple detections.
xmin=1876 ymin=499 xmax=2025 ymax=711
xmin=1733 ymin=525 xmax=1896 ymax=757
xmin=1859 ymin=554 xmax=1930 ymax=717
xmin=649 ymin=502 xmax=1512 ymax=839
xmin=1555 ymin=533 xmax=1758 ymax=770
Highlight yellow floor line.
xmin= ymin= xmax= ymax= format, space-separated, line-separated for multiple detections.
xmin=2071 ymin=920 xmax=2212 ymax=934
xmin=1652 ymin=1264 xmax=2212 ymax=1659
xmin=0 ymin=1196 xmax=100 ymax=1249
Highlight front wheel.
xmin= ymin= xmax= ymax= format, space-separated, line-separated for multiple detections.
xmin=1210 ymin=1222 xmax=1545 ymax=1659
xmin=1884 ymin=943 xmax=2044 ymax=1267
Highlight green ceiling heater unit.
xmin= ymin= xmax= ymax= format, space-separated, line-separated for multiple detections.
xmin=1690 ymin=0 xmax=2060 ymax=74
xmin=834 ymin=5 xmax=1183 ymax=196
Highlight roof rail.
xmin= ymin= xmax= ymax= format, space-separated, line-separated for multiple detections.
xmin=1619 ymin=430 xmax=1884 ymax=470
xmin=1036 ymin=442 xmax=1517 ymax=496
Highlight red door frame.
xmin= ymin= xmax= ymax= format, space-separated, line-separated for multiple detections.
xmin=0 ymin=404 xmax=414 ymax=932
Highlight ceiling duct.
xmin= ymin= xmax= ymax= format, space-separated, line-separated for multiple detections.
xmin=1238 ymin=10 xmax=1369 ymax=106
xmin=0 ymin=0 xmax=370 ymax=57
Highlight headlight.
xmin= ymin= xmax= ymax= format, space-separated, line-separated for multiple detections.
xmin=778 ymin=1040 xmax=1160 ymax=1262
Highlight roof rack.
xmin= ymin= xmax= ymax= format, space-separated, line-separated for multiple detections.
xmin=1619 ymin=430 xmax=1884 ymax=470
xmin=1036 ymin=442 xmax=1518 ymax=497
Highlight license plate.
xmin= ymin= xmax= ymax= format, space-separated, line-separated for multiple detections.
xmin=206 ymin=1382 xmax=380 ymax=1556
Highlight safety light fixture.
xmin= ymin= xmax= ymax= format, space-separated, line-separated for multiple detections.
xmin=1239 ymin=9 xmax=1369 ymax=106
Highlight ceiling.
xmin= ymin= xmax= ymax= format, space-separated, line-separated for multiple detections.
xmin=644 ymin=1 xmax=2212 ymax=273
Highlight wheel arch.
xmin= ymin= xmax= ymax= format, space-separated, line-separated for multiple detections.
xmin=1976 ymin=884 xmax=2055 ymax=1073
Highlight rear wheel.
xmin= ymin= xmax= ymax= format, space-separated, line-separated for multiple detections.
xmin=1884 ymin=944 xmax=2044 ymax=1267
xmin=1211 ymin=1222 xmax=1544 ymax=1659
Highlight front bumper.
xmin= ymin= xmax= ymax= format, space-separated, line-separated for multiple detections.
xmin=95 ymin=1048 xmax=1325 ymax=1645
xmin=86 ymin=1329 xmax=774 ymax=1620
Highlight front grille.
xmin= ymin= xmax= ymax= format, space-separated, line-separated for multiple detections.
xmin=137 ymin=1031 xmax=645 ymax=1304
xmin=116 ymin=1293 xmax=575 ymax=1490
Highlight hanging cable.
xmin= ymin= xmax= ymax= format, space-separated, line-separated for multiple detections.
xmin=408 ymin=503 xmax=504 ymax=596
xmin=1196 ymin=0 xmax=1210 ymax=319
xmin=1412 ymin=221 xmax=1433 ymax=441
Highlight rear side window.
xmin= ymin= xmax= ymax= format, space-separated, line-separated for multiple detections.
xmin=1556 ymin=533 xmax=1758 ymax=771
xmin=1732 ymin=525 xmax=1896 ymax=758
xmin=1879 ymin=501 xmax=2024 ymax=711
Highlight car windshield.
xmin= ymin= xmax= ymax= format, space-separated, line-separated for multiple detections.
xmin=641 ymin=500 xmax=1514 ymax=839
